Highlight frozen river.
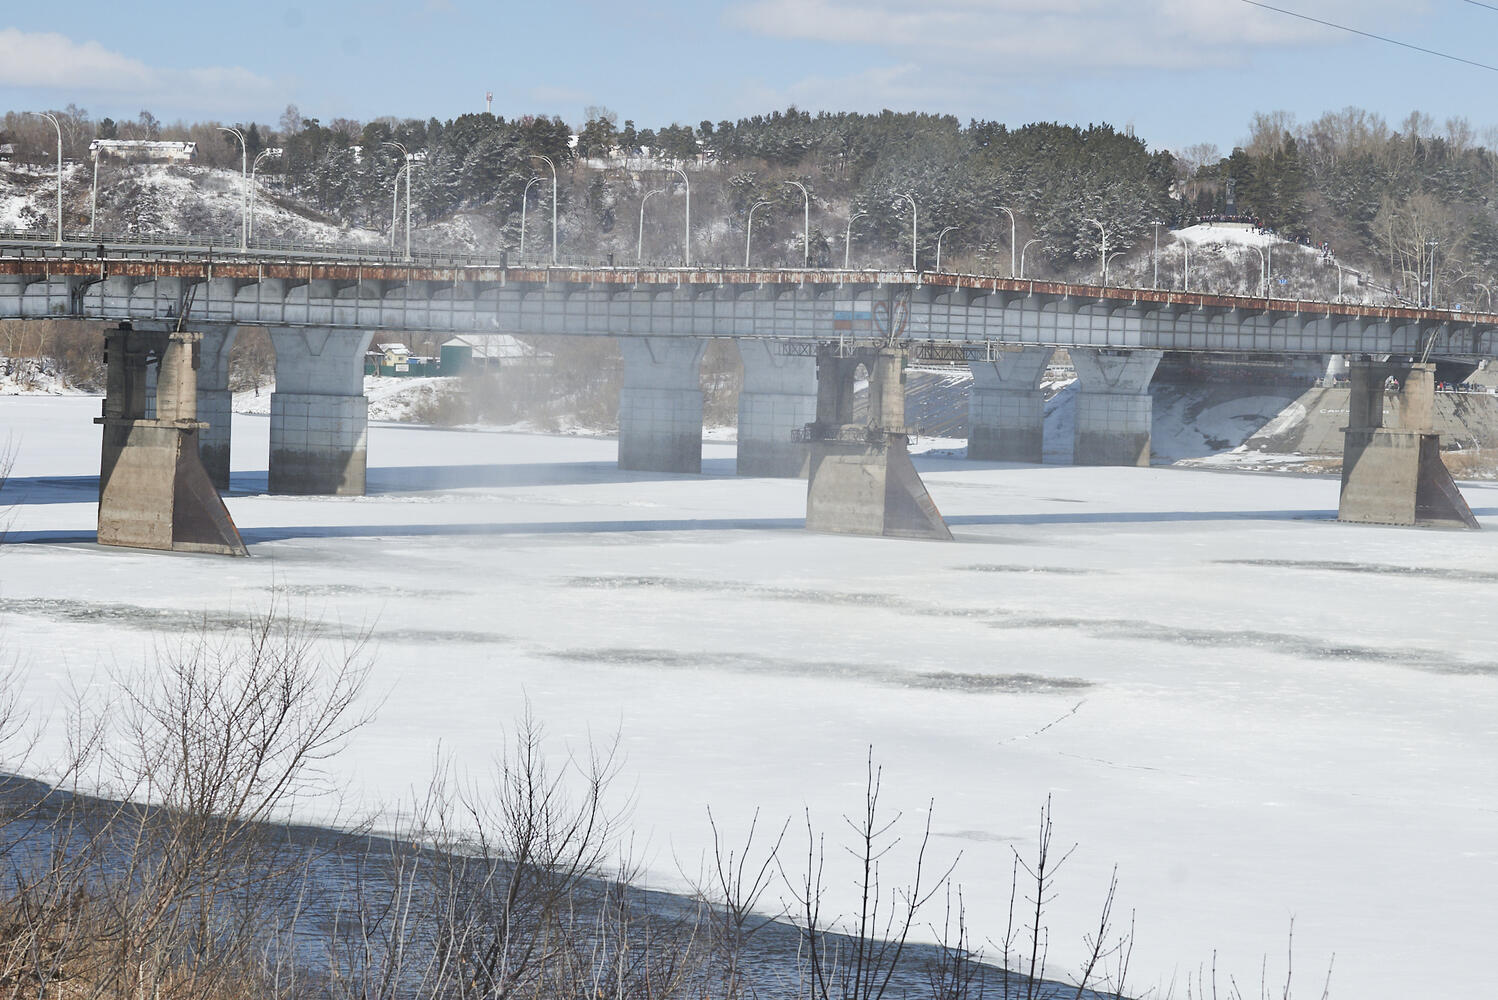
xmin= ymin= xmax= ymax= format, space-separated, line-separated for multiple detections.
xmin=2 ymin=394 xmax=1496 ymax=998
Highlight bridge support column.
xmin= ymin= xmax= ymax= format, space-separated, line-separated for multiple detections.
xmin=618 ymin=336 xmax=707 ymax=473
xmin=1338 ymin=361 xmax=1478 ymax=528
xmin=736 ymin=340 xmax=815 ymax=477
xmin=804 ymin=344 xmax=951 ymax=540
xmin=268 ymin=327 xmax=373 ymax=495
xmin=1070 ymin=348 xmax=1161 ymax=466
xmin=95 ymin=324 xmax=248 ymax=556
xmin=968 ymin=347 xmax=1053 ymax=462
xmin=195 ymin=325 xmax=238 ymax=490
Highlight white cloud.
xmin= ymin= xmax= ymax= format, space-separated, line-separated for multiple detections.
xmin=0 ymin=28 xmax=279 ymax=112
xmin=723 ymin=0 xmax=1423 ymax=73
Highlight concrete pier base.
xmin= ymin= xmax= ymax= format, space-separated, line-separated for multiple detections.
xmin=196 ymin=325 xmax=238 ymax=489
xmin=1338 ymin=361 xmax=1478 ymax=528
xmin=95 ymin=325 xmax=247 ymax=556
xmin=737 ymin=340 xmax=815 ymax=477
xmin=618 ymin=337 xmax=707 ymax=473
xmin=968 ymin=346 xmax=1053 ymax=462
xmin=1070 ymin=348 xmax=1162 ymax=466
xmin=804 ymin=345 xmax=951 ymax=540
xmin=268 ymin=327 xmax=373 ymax=495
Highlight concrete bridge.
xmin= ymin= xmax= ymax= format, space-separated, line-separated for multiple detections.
xmin=1 ymin=243 xmax=1490 ymax=547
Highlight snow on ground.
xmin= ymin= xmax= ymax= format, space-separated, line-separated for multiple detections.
xmin=0 ymin=359 xmax=83 ymax=396
xmin=3 ymin=396 xmax=1497 ymax=999
xmin=1172 ymin=223 xmax=1285 ymax=249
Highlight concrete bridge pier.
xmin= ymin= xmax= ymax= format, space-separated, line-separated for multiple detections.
xmin=1070 ymin=348 xmax=1162 ymax=466
xmin=267 ymin=327 xmax=374 ymax=495
xmin=1338 ymin=361 xmax=1478 ymax=528
xmin=95 ymin=324 xmax=247 ymax=556
xmin=736 ymin=340 xmax=815 ymax=477
xmin=968 ymin=347 xmax=1054 ymax=462
xmin=195 ymin=324 xmax=238 ymax=490
xmin=803 ymin=344 xmax=951 ymax=540
xmin=618 ymin=336 xmax=708 ymax=473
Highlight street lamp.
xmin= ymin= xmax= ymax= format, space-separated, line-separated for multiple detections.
xmin=745 ymin=199 xmax=771 ymax=267
xmin=1475 ymin=281 xmax=1494 ymax=312
xmin=1020 ymin=238 xmax=1042 ymax=279
xmin=1234 ymin=245 xmax=1270 ymax=296
xmin=1176 ymin=234 xmax=1191 ymax=292
xmin=27 ymin=112 xmax=63 ymax=245
xmin=1085 ymin=217 xmax=1107 ymax=285
xmin=90 ymin=141 xmax=100 ymax=236
xmin=1152 ymin=220 xmax=1164 ymax=289
xmin=389 ymin=164 xmax=409 ymax=252
xmin=997 ymin=205 xmax=1017 ymax=277
xmin=786 ymin=180 xmax=810 ymax=267
xmin=669 ymin=165 xmax=691 ymax=266
xmin=637 ymin=187 xmax=665 ymax=264
xmin=844 ymin=210 xmax=867 ymax=269
xmin=248 ymin=147 xmax=282 ymax=244
xmin=520 ymin=175 xmax=542 ymax=257
xmin=217 ymin=126 xmax=248 ymax=250
xmin=1105 ymin=251 xmax=1123 ymax=289
xmin=935 ymin=226 xmax=958 ymax=273
xmin=1427 ymin=240 xmax=1439 ymax=307
xmin=530 ymin=153 xmax=558 ymax=265
xmin=381 ymin=141 xmax=417 ymax=261
xmin=895 ymin=193 xmax=917 ymax=271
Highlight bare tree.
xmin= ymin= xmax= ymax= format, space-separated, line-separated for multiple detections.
xmin=692 ymin=806 xmax=788 ymax=999
xmin=784 ymin=748 xmax=958 ymax=1000
xmin=426 ymin=706 xmax=629 ymax=999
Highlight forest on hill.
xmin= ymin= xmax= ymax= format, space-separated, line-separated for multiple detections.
xmin=2 ymin=103 xmax=1495 ymax=305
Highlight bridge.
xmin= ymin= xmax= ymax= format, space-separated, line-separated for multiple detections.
xmin=1 ymin=238 xmax=1489 ymax=551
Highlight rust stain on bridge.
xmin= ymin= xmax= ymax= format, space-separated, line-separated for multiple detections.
xmin=1 ymin=255 xmax=1488 ymax=327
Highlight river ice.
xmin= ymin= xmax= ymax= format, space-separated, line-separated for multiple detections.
xmin=2 ymin=394 xmax=1495 ymax=999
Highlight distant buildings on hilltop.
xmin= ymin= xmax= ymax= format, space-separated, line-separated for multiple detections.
xmin=88 ymin=140 xmax=197 ymax=164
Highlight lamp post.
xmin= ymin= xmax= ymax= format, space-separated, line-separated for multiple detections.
xmin=1177 ymin=234 xmax=1191 ymax=291
xmin=1476 ymin=281 xmax=1494 ymax=312
xmin=1333 ymin=260 xmax=1350 ymax=302
xmin=1105 ymin=251 xmax=1123 ymax=288
xmin=745 ymin=199 xmax=771 ymax=267
xmin=520 ymin=176 xmax=542 ymax=258
xmin=27 ymin=112 xmax=63 ymax=245
xmin=997 ymin=205 xmax=1017 ymax=277
xmin=1427 ymin=240 xmax=1439 ymax=307
xmin=248 ymin=147 xmax=281 ymax=244
xmin=669 ymin=165 xmax=691 ymax=266
xmin=895 ymin=193 xmax=917 ymax=271
xmin=844 ymin=211 xmax=867 ymax=269
xmin=90 ymin=143 xmax=100 ymax=236
xmin=935 ymin=226 xmax=958 ymax=273
xmin=1019 ymin=238 xmax=1042 ymax=279
xmin=1152 ymin=220 xmax=1164 ymax=289
xmin=1086 ymin=217 xmax=1108 ymax=285
xmin=383 ymin=142 xmax=420 ymax=261
xmin=217 ymin=126 xmax=248 ymax=250
xmin=530 ymin=153 xmax=558 ymax=265
xmin=637 ymin=187 xmax=665 ymax=264
xmin=786 ymin=180 xmax=810 ymax=267
xmin=380 ymin=164 xmax=404 ymax=253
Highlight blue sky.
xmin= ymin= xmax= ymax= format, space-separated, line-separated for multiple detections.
xmin=1 ymin=0 xmax=1495 ymax=153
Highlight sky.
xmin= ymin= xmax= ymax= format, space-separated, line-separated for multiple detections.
xmin=1 ymin=0 xmax=1496 ymax=153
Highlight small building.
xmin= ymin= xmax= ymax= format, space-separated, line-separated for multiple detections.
xmin=439 ymin=335 xmax=552 ymax=376
xmin=0 ymin=143 xmax=14 ymax=163
xmin=89 ymin=140 xmax=197 ymax=163
xmin=366 ymin=342 xmax=436 ymax=376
